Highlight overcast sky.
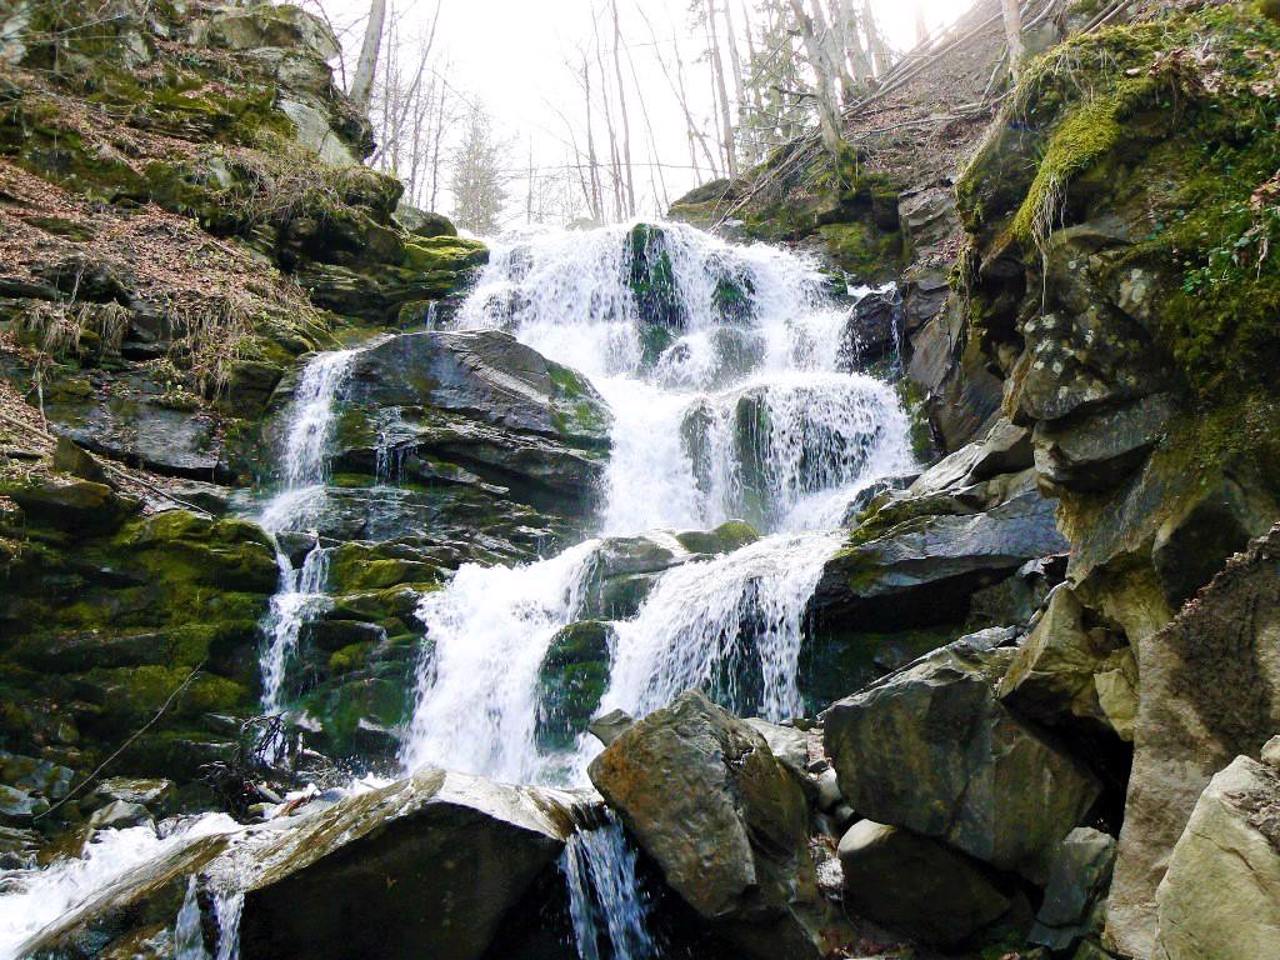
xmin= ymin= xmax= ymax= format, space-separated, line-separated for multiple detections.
xmin=316 ymin=0 xmax=973 ymax=228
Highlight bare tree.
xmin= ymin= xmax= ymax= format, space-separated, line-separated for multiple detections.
xmin=787 ymin=0 xmax=844 ymax=158
xmin=350 ymin=0 xmax=388 ymax=113
xmin=634 ymin=3 xmax=720 ymax=179
xmin=704 ymin=0 xmax=738 ymax=178
xmin=610 ymin=0 xmax=636 ymax=217
xmin=1002 ymin=0 xmax=1025 ymax=76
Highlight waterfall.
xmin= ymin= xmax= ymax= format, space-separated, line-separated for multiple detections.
xmin=562 ymin=814 xmax=657 ymax=960
xmin=603 ymin=531 xmax=842 ymax=723
xmin=0 ymin=815 xmax=240 ymax=959
xmin=254 ymin=349 xmax=358 ymax=715
xmin=174 ymin=876 xmax=209 ymax=960
xmin=400 ymin=221 xmax=914 ymax=787
xmin=398 ymin=540 xmax=599 ymax=783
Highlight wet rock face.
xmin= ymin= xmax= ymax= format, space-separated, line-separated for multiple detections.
xmin=1155 ymin=754 xmax=1280 ymax=960
xmin=824 ymin=632 xmax=1101 ymax=882
xmin=1108 ymin=525 xmax=1280 ymax=958
xmin=327 ymin=329 xmax=610 ymax=517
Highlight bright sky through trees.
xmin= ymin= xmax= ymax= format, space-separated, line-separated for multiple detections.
xmin=319 ymin=0 xmax=971 ymax=228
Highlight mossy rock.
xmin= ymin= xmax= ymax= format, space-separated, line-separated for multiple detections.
xmin=535 ymin=621 xmax=613 ymax=751
xmin=627 ymin=223 xmax=684 ymax=328
xmin=675 ymin=520 xmax=760 ymax=556
xmin=327 ymin=543 xmax=441 ymax=593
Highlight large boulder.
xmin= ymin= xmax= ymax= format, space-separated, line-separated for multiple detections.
xmin=589 ymin=690 xmax=850 ymax=960
xmin=824 ymin=632 xmax=1101 ymax=881
xmin=838 ymin=819 xmax=1010 ymax=947
xmin=811 ymin=484 xmax=1068 ymax=630
xmin=997 ymin=584 xmax=1135 ymax=739
xmin=1107 ymin=525 xmax=1280 ymax=958
xmin=328 ymin=330 xmax=611 ymax=512
xmin=1154 ymin=754 xmax=1280 ymax=960
xmin=24 ymin=769 xmax=588 ymax=960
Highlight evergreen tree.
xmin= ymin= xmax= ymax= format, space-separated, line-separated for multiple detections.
xmin=450 ymin=104 xmax=508 ymax=235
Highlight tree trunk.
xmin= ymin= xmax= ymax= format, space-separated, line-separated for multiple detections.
xmin=861 ymin=0 xmax=891 ymax=77
xmin=610 ymin=0 xmax=636 ymax=217
xmin=705 ymin=0 xmax=738 ymax=179
xmin=1002 ymin=0 xmax=1025 ymax=76
xmin=787 ymin=0 xmax=843 ymax=160
xmin=350 ymin=0 xmax=388 ymax=113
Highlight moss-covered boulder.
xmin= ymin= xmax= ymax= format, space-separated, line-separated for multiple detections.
xmin=627 ymin=223 xmax=684 ymax=328
xmin=535 ymin=621 xmax=613 ymax=751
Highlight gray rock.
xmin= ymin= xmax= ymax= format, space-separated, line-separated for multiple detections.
xmin=1154 ymin=756 xmax=1280 ymax=960
xmin=824 ymin=636 xmax=1101 ymax=881
xmin=587 ymin=708 xmax=634 ymax=747
xmin=88 ymin=800 xmax=154 ymax=831
xmin=277 ymin=97 xmax=357 ymax=166
xmin=1033 ymin=394 xmax=1175 ymax=493
xmin=589 ymin=690 xmax=849 ymax=960
xmin=998 ymin=584 xmax=1130 ymax=737
xmin=327 ymin=330 xmax=611 ymax=513
xmin=811 ymin=488 xmax=1069 ymax=631
xmin=839 ymin=819 xmax=1010 ymax=947
xmin=0 ymin=751 xmax=76 ymax=801
xmin=1108 ymin=525 xmax=1280 ymax=959
xmin=89 ymin=776 xmax=175 ymax=814
xmin=0 ymin=783 xmax=48 ymax=823
xmin=1262 ymin=735 xmax=1280 ymax=769
xmin=743 ymin=718 xmax=811 ymax=782
xmin=1029 ymin=827 xmax=1116 ymax=952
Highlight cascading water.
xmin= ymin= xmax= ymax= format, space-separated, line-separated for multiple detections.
xmin=401 ymin=221 xmax=914 ymax=786
xmin=254 ymin=348 xmax=358 ymax=715
xmin=562 ymin=813 xmax=658 ymax=960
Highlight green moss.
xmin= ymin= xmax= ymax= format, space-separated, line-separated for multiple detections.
xmin=817 ymin=221 xmax=902 ymax=282
xmin=1010 ymin=84 xmax=1140 ymax=247
xmin=628 ymin=223 xmax=683 ymax=327
xmin=78 ymin=666 xmax=247 ymax=719
xmin=967 ymin=4 xmax=1280 ymax=399
xmin=328 ymin=642 xmax=373 ymax=674
xmin=675 ymin=520 xmax=760 ymax=556
xmin=536 ymin=621 xmax=612 ymax=751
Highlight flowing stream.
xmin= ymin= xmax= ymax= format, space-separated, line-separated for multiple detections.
xmin=256 ymin=348 xmax=357 ymax=714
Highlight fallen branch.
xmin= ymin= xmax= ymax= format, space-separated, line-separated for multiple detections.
xmin=35 ymin=661 xmax=207 ymax=821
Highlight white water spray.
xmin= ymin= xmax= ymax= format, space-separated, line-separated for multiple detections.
xmin=255 ymin=349 xmax=358 ymax=713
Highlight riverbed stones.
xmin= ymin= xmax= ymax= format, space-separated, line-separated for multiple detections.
xmin=1154 ymin=755 xmax=1280 ymax=960
xmin=838 ymin=819 xmax=1010 ymax=946
xmin=824 ymin=634 xmax=1101 ymax=881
